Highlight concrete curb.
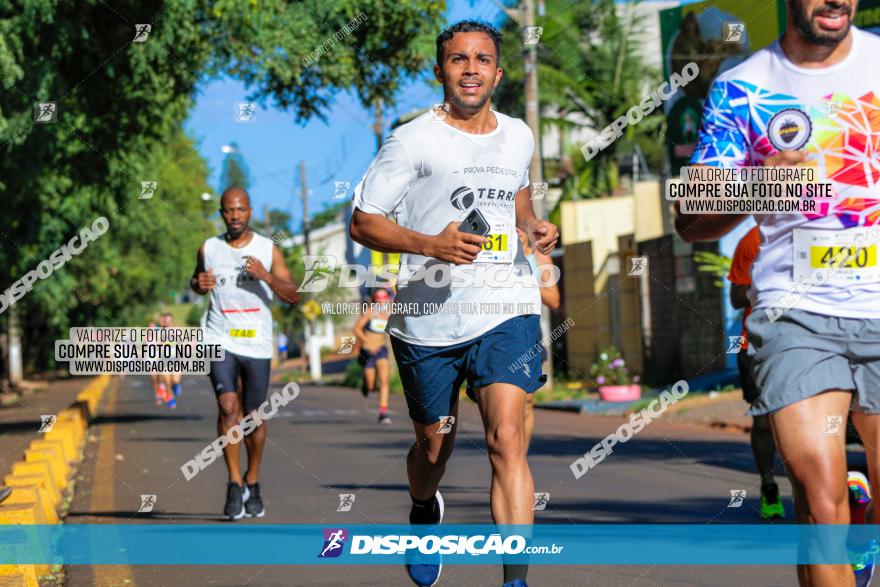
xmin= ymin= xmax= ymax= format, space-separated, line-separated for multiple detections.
xmin=0 ymin=374 xmax=110 ymax=586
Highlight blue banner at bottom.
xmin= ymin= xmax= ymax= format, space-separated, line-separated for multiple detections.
xmin=1 ymin=524 xmax=878 ymax=565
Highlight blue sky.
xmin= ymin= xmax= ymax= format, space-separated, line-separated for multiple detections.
xmin=184 ymin=0 xmax=508 ymax=228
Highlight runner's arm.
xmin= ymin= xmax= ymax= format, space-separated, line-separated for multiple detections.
xmin=352 ymin=311 xmax=370 ymax=345
xmin=349 ymin=209 xmax=487 ymax=265
xmin=515 ymin=186 xmax=558 ymax=254
xmin=349 ymin=209 xmax=435 ymax=255
xmin=190 ymin=245 xmax=215 ymax=295
xmin=264 ymin=246 xmax=300 ymax=306
xmin=534 ymin=248 xmax=560 ymax=310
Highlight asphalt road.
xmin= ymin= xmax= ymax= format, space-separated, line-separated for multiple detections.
xmin=64 ymin=373 xmax=795 ymax=586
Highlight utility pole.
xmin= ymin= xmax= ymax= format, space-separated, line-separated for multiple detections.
xmin=523 ymin=0 xmax=544 ymax=218
xmin=521 ymin=0 xmax=554 ymax=389
xmin=263 ymin=204 xmax=271 ymax=237
xmin=299 ymin=160 xmax=311 ymax=256
xmin=298 ymin=159 xmax=321 ymax=381
xmin=372 ymin=98 xmax=384 ymax=152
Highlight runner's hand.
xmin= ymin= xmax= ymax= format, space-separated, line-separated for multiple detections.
xmin=427 ymin=222 xmax=487 ymax=264
xmin=763 ymin=150 xmax=807 ymax=167
xmin=242 ymin=256 xmax=271 ymax=281
xmin=525 ymin=219 xmax=559 ymax=255
xmin=196 ymin=269 xmax=217 ymax=292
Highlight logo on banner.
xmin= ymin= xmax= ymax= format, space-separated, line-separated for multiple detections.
xmin=319 ymin=528 xmax=348 ymax=558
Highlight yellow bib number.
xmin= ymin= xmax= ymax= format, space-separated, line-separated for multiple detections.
xmin=229 ymin=329 xmax=256 ymax=338
xmin=481 ymin=233 xmax=508 ymax=252
xmin=810 ymin=245 xmax=877 ymax=269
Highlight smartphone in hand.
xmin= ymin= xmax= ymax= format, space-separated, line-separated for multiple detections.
xmin=459 ymin=208 xmax=491 ymax=237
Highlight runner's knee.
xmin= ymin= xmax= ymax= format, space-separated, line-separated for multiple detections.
xmin=798 ymin=480 xmax=849 ymax=523
xmin=217 ymin=394 xmax=241 ymax=419
xmin=410 ymin=437 xmax=452 ymax=468
xmin=485 ymin=423 xmax=525 ymax=462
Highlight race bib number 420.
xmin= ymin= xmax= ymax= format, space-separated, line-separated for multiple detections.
xmin=793 ymin=227 xmax=880 ymax=285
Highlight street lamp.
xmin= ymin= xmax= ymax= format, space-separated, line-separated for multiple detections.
xmin=201 ymin=192 xmax=213 ymax=201
xmin=221 ymin=144 xmax=238 ymax=154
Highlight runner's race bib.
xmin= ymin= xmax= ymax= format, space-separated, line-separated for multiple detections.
xmin=474 ymin=222 xmax=514 ymax=264
xmin=229 ymin=329 xmax=257 ymax=339
xmin=793 ymin=227 xmax=880 ymax=285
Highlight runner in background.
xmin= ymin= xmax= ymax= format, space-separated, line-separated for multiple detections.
xmin=728 ymin=225 xmax=785 ymax=519
xmin=516 ymin=228 xmax=560 ymax=453
xmin=159 ymin=312 xmax=182 ymax=409
xmin=191 ymin=186 xmax=300 ymax=520
xmin=353 ymin=289 xmax=393 ymax=425
xmin=148 ymin=320 xmax=166 ymax=406
xmin=277 ymin=331 xmax=289 ymax=360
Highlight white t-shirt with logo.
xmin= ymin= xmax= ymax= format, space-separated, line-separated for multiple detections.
xmin=353 ymin=110 xmax=541 ymax=346
xmin=692 ymin=28 xmax=880 ymax=318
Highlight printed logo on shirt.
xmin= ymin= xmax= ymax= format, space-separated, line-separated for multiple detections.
xmin=768 ymin=108 xmax=812 ymax=151
xmin=450 ymin=186 xmax=475 ymax=211
xmin=450 ymin=185 xmax=517 ymax=211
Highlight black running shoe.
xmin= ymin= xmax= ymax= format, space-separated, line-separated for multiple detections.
xmin=244 ymin=483 xmax=265 ymax=518
xmin=224 ymin=482 xmax=249 ymax=521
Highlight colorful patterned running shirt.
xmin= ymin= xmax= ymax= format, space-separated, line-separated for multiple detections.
xmin=691 ymin=27 xmax=880 ymax=318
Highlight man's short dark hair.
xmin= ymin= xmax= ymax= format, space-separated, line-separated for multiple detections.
xmin=436 ymin=20 xmax=502 ymax=66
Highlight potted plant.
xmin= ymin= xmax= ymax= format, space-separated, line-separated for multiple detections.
xmin=590 ymin=346 xmax=642 ymax=402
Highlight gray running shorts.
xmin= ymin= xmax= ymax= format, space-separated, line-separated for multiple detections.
xmin=746 ymin=308 xmax=880 ymax=416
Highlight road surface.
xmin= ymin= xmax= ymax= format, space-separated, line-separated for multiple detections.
xmin=64 ymin=373 xmax=795 ymax=586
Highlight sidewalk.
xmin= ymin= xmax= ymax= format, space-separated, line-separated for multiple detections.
xmin=661 ymin=390 xmax=752 ymax=432
xmin=537 ymin=389 xmax=753 ymax=433
xmin=0 ymin=377 xmax=95 ymax=483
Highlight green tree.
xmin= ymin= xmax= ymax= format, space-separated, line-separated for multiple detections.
xmin=218 ymin=141 xmax=251 ymax=192
xmin=0 ymin=2 xmax=214 ymax=376
xmin=208 ymin=0 xmax=444 ymax=122
xmin=266 ymin=208 xmax=292 ymax=237
xmin=0 ymin=0 xmax=445 ymax=378
xmin=310 ymin=201 xmax=348 ymax=231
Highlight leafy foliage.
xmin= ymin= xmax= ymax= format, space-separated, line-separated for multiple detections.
xmin=693 ymin=251 xmax=732 ymax=288
xmin=208 ymin=0 xmax=444 ymax=120
xmin=1 ymin=0 xmax=443 ymax=373
xmin=219 ymin=142 xmax=251 ymax=191
xmin=310 ymin=201 xmax=348 ymax=231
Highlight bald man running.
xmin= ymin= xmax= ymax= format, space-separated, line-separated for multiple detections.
xmin=190 ymin=187 xmax=300 ymax=520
